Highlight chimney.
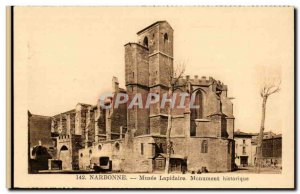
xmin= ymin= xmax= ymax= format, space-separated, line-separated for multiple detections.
xmin=112 ymin=76 xmax=119 ymax=93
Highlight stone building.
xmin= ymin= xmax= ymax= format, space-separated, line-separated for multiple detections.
xmin=28 ymin=111 xmax=56 ymax=173
xmin=234 ymin=130 xmax=282 ymax=168
xmin=260 ymin=134 xmax=282 ymax=167
xmin=251 ymin=132 xmax=282 ymax=167
xmin=234 ymin=130 xmax=255 ymax=166
xmin=28 ymin=21 xmax=235 ymax=173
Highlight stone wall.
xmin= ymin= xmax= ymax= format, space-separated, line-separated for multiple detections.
xmin=29 ymin=114 xmax=53 ymax=148
xmin=125 ymin=43 xmax=149 ymax=86
xmin=122 ymin=134 xmax=155 ymax=173
xmin=78 ymin=140 xmax=124 ymax=171
xmin=86 ymin=107 xmax=95 ymax=146
xmin=187 ymin=137 xmax=233 ymax=172
xmin=56 ymin=135 xmax=72 ymax=170
xmin=149 ymin=116 xmax=168 ymax=135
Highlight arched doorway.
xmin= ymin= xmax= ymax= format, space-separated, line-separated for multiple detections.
xmin=59 ymin=145 xmax=71 ymax=170
xmin=30 ymin=145 xmax=52 ymax=173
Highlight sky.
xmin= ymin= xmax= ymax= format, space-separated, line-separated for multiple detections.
xmin=14 ymin=7 xmax=294 ymax=134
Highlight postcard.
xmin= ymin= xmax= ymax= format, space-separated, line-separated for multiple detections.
xmin=7 ymin=6 xmax=295 ymax=189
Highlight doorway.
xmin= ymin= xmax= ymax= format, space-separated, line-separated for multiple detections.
xmin=240 ymin=156 xmax=248 ymax=167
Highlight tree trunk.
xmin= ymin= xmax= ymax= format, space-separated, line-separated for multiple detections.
xmin=164 ymin=89 xmax=173 ymax=174
xmin=256 ymin=96 xmax=267 ymax=173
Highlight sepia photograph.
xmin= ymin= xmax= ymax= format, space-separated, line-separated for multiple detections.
xmin=8 ymin=6 xmax=295 ymax=189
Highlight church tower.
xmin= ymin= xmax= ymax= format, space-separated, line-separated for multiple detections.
xmin=124 ymin=21 xmax=174 ymax=136
xmin=136 ymin=21 xmax=174 ymax=135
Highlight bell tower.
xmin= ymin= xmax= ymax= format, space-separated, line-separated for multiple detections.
xmin=137 ymin=21 xmax=174 ymax=87
xmin=136 ymin=21 xmax=174 ymax=135
xmin=124 ymin=21 xmax=174 ymax=136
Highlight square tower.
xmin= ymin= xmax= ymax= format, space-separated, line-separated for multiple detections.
xmin=137 ymin=21 xmax=174 ymax=135
xmin=124 ymin=21 xmax=174 ymax=136
xmin=137 ymin=21 xmax=174 ymax=87
xmin=124 ymin=43 xmax=150 ymax=136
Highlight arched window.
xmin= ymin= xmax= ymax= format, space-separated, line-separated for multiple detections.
xmin=164 ymin=33 xmax=168 ymax=43
xmin=89 ymin=149 xmax=92 ymax=157
xmin=98 ymin=144 xmax=102 ymax=150
xmin=196 ymin=91 xmax=204 ymax=118
xmin=143 ymin=36 xmax=148 ymax=47
xmin=201 ymin=140 xmax=208 ymax=153
xmin=80 ymin=153 xmax=83 ymax=158
xmin=191 ymin=90 xmax=204 ymax=119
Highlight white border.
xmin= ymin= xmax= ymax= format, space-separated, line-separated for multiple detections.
xmin=1 ymin=0 xmax=299 ymax=193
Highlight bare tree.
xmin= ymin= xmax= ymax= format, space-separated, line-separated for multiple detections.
xmin=164 ymin=62 xmax=186 ymax=174
xmin=256 ymin=76 xmax=280 ymax=172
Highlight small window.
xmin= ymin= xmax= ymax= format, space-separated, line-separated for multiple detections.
xmin=115 ymin=142 xmax=120 ymax=151
xmin=98 ymin=145 xmax=102 ymax=150
xmin=158 ymin=160 xmax=163 ymax=167
xmin=143 ymin=36 xmax=148 ymax=47
xmin=89 ymin=150 xmax=92 ymax=155
xmin=164 ymin=33 xmax=168 ymax=43
xmin=132 ymin=72 xmax=134 ymax=78
xmin=80 ymin=153 xmax=83 ymax=158
xmin=243 ymin=139 xmax=246 ymax=144
xmin=146 ymin=128 xmax=150 ymax=134
xmin=201 ymin=140 xmax=208 ymax=153
xmin=159 ymin=143 xmax=163 ymax=153
xmin=141 ymin=143 xmax=144 ymax=155
xmin=243 ymin=147 xmax=246 ymax=155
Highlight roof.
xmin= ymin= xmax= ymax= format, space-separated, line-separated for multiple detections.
xmin=119 ymin=88 xmax=127 ymax=93
xmin=124 ymin=42 xmax=149 ymax=50
xmin=53 ymin=109 xmax=76 ymax=118
xmin=157 ymin=153 xmax=185 ymax=159
xmin=77 ymin=102 xmax=93 ymax=107
xmin=250 ymin=131 xmax=277 ymax=136
xmin=30 ymin=114 xmax=51 ymax=118
xmin=207 ymin=111 xmax=227 ymax=117
xmin=234 ymin=131 xmax=254 ymax=137
xmin=137 ymin=21 xmax=172 ymax=35
xmin=264 ymin=134 xmax=282 ymax=140
xmin=274 ymin=134 xmax=282 ymax=138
